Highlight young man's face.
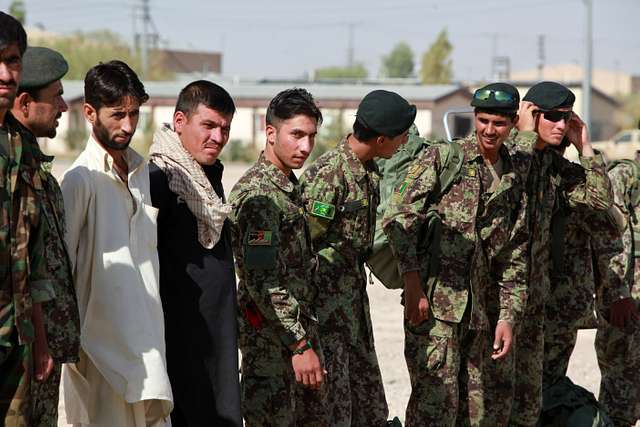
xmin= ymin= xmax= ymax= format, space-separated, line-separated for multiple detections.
xmin=85 ymin=95 xmax=140 ymax=151
xmin=174 ymin=104 xmax=233 ymax=166
xmin=535 ymin=108 xmax=572 ymax=146
xmin=267 ymin=114 xmax=318 ymax=171
xmin=474 ymin=111 xmax=516 ymax=153
xmin=376 ymin=129 xmax=409 ymax=159
xmin=23 ymin=80 xmax=68 ymax=138
xmin=0 ymin=43 xmax=22 ymax=113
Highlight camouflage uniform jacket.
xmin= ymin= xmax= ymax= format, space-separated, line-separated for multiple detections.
xmin=300 ymin=138 xmax=379 ymax=341
xmin=229 ymin=153 xmax=317 ymax=348
xmin=605 ymin=163 xmax=640 ymax=304
xmin=0 ymin=113 xmax=54 ymax=347
xmin=546 ymin=206 xmax=630 ymax=333
xmin=383 ymin=133 xmax=530 ymax=329
xmin=29 ymin=140 xmax=80 ymax=363
xmin=512 ymin=132 xmax=613 ymax=305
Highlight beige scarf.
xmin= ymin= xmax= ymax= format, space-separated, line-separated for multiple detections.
xmin=149 ymin=124 xmax=231 ymax=249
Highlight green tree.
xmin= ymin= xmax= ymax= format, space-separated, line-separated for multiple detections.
xmin=310 ymin=110 xmax=347 ymax=160
xmin=314 ymin=64 xmax=368 ymax=80
xmin=616 ymin=92 xmax=640 ymax=130
xmin=29 ymin=30 xmax=173 ymax=81
xmin=381 ymin=41 xmax=414 ymax=78
xmin=9 ymin=0 xmax=26 ymax=24
xmin=420 ymin=29 xmax=453 ymax=84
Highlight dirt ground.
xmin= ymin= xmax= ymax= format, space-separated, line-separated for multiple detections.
xmin=52 ymin=159 xmax=634 ymax=425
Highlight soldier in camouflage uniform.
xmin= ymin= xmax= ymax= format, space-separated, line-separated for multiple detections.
xmin=383 ymin=83 xmax=530 ymax=427
xmin=229 ymin=88 xmax=328 ymax=427
xmin=507 ymin=82 xmax=613 ymax=427
xmin=300 ymin=90 xmax=415 ymax=426
xmin=597 ymin=157 xmax=640 ymax=426
xmin=0 ymin=13 xmax=56 ymax=426
xmin=10 ymin=46 xmax=81 ymax=427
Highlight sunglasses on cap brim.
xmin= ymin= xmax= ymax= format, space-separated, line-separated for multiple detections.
xmin=535 ymin=110 xmax=573 ymax=123
xmin=473 ymin=89 xmax=517 ymax=103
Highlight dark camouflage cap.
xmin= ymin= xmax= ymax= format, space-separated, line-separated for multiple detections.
xmin=523 ymin=81 xmax=575 ymax=110
xmin=470 ymin=82 xmax=519 ymax=112
xmin=19 ymin=47 xmax=69 ymax=89
xmin=356 ymin=90 xmax=417 ymax=137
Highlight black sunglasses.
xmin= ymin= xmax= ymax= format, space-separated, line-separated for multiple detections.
xmin=473 ymin=89 xmax=517 ymax=103
xmin=537 ymin=110 xmax=573 ymax=123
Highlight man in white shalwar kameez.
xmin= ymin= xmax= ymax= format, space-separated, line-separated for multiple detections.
xmin=58 ymin=60 xmax=173 ymax=427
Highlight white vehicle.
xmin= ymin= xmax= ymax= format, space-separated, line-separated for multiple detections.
xmin=590 ymin=129 xmax=640 ymax=161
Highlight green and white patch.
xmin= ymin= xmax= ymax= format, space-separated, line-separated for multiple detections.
xmin=310 ymin=200 xmax=336 ymax=220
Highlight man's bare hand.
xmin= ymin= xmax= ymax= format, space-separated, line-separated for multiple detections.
xmin=609 ymin=297 xmax=640 ymax=329
xmin=291 ymin=345 xmax=325 ymax=390
xmin=516 ymin=101 xmax=538 ymax=132
xmin=491 ymin=320 xmax=513 ymax=360
xmin=403 ymin=271 xmax=428 ymax=326
xmin=566 ymin=113 xmax=594 ymax=157
xmin=32 ymin=302 xmax=54 ymax=382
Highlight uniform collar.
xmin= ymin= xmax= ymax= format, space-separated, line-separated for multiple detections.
xmin=460 ymin=133 xmax=511 ymax=167
xmin=337 ymin=136 xmax=379 ymax=181
xmin=257 ymin=151 xmax=297 ymax=193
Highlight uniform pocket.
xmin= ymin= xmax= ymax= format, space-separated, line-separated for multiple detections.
xmin=425 ymin=336 xmax=449 ymax=371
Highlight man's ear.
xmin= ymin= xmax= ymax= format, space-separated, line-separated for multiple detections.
xmin=174 ymin=110 xmax=187 ymax=134
xmin=266 ymin=124 xmax=277 ymax=146
xmin=83 ymin=103 xmax=97 ymax=124
xmin=513 ymin=114 xmax=519 ymax=127
xmin=15 ymin=92 xmax=33 ymax=117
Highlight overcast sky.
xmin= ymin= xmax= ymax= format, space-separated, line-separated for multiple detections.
xmin=5 ymin=0 xmax=639 ymax=81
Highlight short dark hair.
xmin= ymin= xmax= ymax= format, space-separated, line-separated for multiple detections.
xmin=265 ymin=88 xmax=323 ymax=127
xmin=352 ymin=118 xmax=380 ymax=141
xmin=175 ymin=80 xmax=235 ymax=117
xmin=84 ymin=60 xmax=149 ymax=110
xmin=474 ymin=107 xmax=517 ymax=121
xmin=0 ymin=12 xmax=27 ymax=55
xmin=17 ymin=85 xmax=42 ymax=101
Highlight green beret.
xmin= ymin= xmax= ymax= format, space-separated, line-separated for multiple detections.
xmin=471 ymin=82 xmax=519 ymax=112
xmin=356 ymin=90 xmax=417 ymax=137
xmin=19 ymin=46 xmax=68 ymax=90
xmin=523 ymin=81 xmax=575 ymax=110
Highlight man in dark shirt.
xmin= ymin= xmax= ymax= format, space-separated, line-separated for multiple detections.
xmin=149 ymin=80 xmax=241 ymax=427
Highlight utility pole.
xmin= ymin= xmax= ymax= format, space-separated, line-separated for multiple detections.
xmin=140 ymin=0 xmax=150 ymax=77
xmin=582 ymin=0 xmax=593 ymax=136
xmin=347 ymin=22 xmax=355 ymax=68
xmin=537 ymin=35 xmax=546 ymax=80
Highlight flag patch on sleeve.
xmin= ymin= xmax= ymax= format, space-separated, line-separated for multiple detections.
xmin=248 ymin=230 xmax=273 ymax=246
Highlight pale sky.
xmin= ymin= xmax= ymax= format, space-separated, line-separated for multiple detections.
xmin=4 ymin=0 xmax=640 ymax=81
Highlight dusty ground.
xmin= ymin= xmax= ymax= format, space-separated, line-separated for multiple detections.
xmin=52 ymin=158 xmax=633 ymax=425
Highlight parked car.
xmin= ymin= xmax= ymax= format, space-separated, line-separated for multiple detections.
xmin=591 ymin=129 xmax=640 ymax=161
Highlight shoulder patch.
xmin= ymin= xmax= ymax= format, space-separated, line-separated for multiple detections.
xmin=310 ymin=200 xmax=335 ymax=220
xmin=247 ymin=230 xmax=273 ymax=246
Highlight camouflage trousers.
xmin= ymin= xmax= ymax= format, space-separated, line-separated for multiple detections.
xmin=478 ymin=322 xmax=516 ymax=427
xmin=404 ymin=316 xmax=487 ymax=427
xmin=542 ymin=329 xmax=578 ymax=390
xmin=596 ymin=319 xmax=640 ymax=426
xmin=30 ymin=361 xmax=61 ymax=427
xmin=509 ymin=302 xmax=545 ymax=427
xmin=0 ymin=334 xmax=32 ymax=427
xmin=239 ymin=317 xmax=328 ymax=427
xmin=320 ymin=330 xmax=387 ymax=427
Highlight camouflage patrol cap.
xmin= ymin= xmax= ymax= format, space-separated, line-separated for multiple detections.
xmin=523 ymin=81 xmax=575 ymax=110
xmin=356 ymin=90 xmax=417 ymax=137
xmin=471 ymin=82 xmax=519 ymax=112
xmin=19 ymin=47 xmax=69 ymax=90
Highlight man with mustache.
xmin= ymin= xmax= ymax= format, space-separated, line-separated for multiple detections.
xmin=300 ymin=90 xmax=414 ymax=426
xmin=0 ymin=12 xmax=56 ymax=426
xmin=58 ymin=61 xmax=173 ymax=427
xmin=10 ymin=46 xmax=81 ymax=427
xmin=229 ymin=88 xmax=327 ymax=426
xmin=149 ymin=80 xmax=242 ymax=426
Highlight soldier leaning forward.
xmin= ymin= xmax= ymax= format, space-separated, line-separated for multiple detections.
xmin=0 ymin=13 xmax=56 ymax=426
xmin=596 ymin=158 xmax=640 ymax=426
xmin=383 ymin=83 xmax=530 ymax=427
xmin=301 ymin=90 xmax=415 ymax=426
xmin=229 ymin=88 xmax=328 ymax=427
xmin=505 ymin=82 xmax=613 ymax=427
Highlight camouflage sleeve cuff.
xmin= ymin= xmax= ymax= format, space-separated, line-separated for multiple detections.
xmin=498 ymin=312 xmax=516 ymax=327
xmin=30 ymin=280 xmax=56 ymax=303
xmin=516 ymin=130 xmax=538 ymax=149
xmin=279 ymin=321 xmax=307 ymax=348
xmin=609 ymin=284 xmax=632 ymax=301
xmin=578 ymin=151 xmax=606 ymax=170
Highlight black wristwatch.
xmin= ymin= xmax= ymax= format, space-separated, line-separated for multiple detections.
xmin=292 ymin=339 xmax=313 ymax=355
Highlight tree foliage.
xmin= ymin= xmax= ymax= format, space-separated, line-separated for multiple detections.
xmin=420 ymin=29 xmax=453 ymax=84
xmin=381 ymin=41 xmax=414 ymax=78
xmin=616 ymin=92 xmax=640 ymax=130
xmin=314 ymin=63 xmax=368 ymax=80
xmin=29 ymin=30 xmax=173 ymax=81
xmin=9 ymin=0 xmax=26 ymax=24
